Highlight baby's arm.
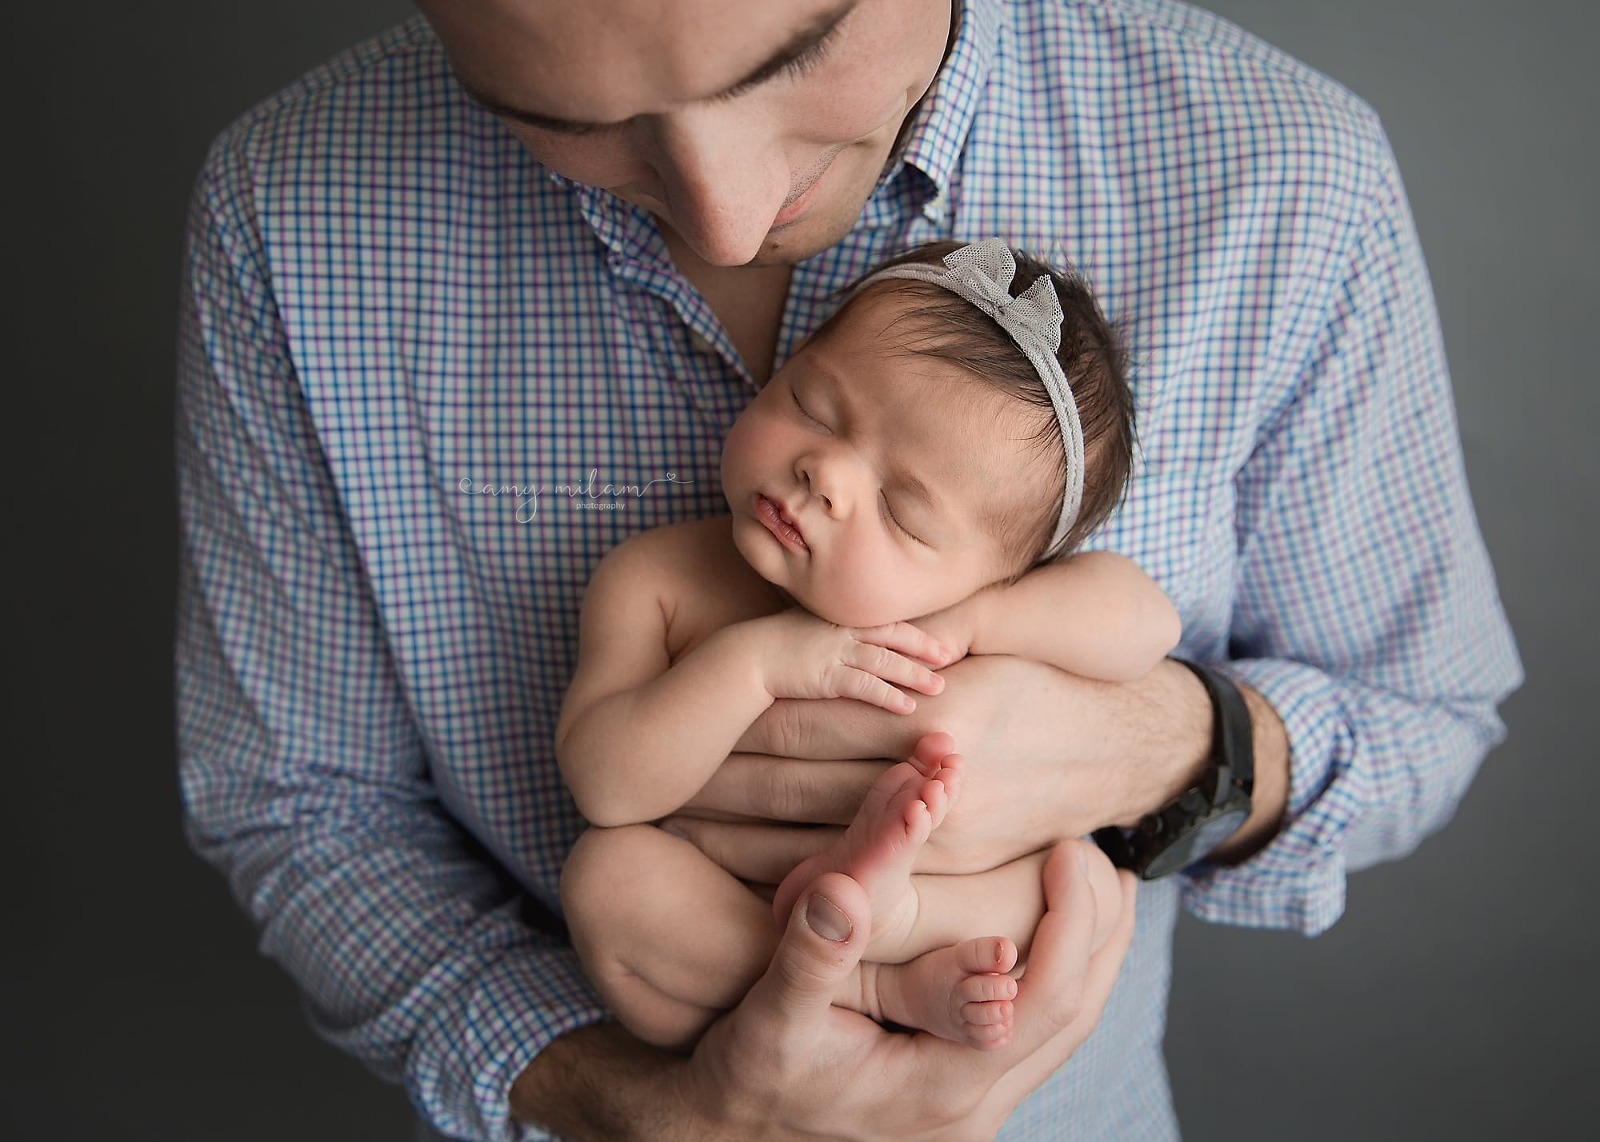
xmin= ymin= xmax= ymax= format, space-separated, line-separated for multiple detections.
xmin=556 ymin=535 xmax=775 ymax=827
xmin=557 ymin=532 xmax=952 ymax=827
xmin=920 ymin=552 xmax=1181 ymax=681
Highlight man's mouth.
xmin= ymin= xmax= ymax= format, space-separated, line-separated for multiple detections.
xmin=756 ymin=494 xmax=809 ymax=553
xmin=772 ymin=152 xmax=841 ymax=229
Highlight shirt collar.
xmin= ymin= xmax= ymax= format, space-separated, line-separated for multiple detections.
xmin=888 ymin=0 xmax=1003 ymax=200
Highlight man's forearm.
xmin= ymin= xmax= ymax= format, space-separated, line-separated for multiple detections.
xmin=511 ymin=1023 xmax=709 ymax=1142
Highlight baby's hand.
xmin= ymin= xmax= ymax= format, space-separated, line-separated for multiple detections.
xmin=909 ymin=591 xmax=990 ymax=663
xmin=752 ymin=609 xmax=956 ymax=713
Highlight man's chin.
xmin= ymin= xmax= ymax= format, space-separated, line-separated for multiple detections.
xmin=750 ymin=213 xmax=859 ymax=267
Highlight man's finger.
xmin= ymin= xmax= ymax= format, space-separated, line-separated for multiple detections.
xmin=1007 ymin=839 xmax=1114 ymax=1059
xmin=990 ymin=866 xmax=1138 ymax=1108
xmin=660 ymin=816 xmax=842 ymax=883
xmin=735 ymin=697 xmax=911 ymax=759
xmin=683 ymin=754 xmax=887 ymax=824
xmin=742 ymin=871 xmax=872 ymax=1030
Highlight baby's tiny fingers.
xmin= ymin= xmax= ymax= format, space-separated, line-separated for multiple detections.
xmin=837 ymin=668 xmax=917 ymax=714
xmin=852 ymin=621 xmax=954 ymax=667
xmin=849 ymin=642 xmax=945 ymax=696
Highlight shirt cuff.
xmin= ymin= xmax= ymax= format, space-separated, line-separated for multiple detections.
xmin=408 ymin=935 xmax=611 ymax=1142
xmin=1178 ymin=657 xmax=1352 ymax=936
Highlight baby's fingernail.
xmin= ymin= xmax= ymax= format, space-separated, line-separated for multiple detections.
xmin=805 ymin=894 xmax=852 ymax=942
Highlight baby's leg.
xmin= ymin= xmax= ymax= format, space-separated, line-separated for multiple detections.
xmin=898 ymin=839 xmax=1125 ymax=962
xmin=563 ymin=814 xmax=1120 ymax=1052
xmin=562 ymin=823 xmax=777 ymax=1050
xmin=771 ymin=748 xmax=964 ymax=958
xmin=761 ymin=752 xmax=1028 ymax=1047
xmin=564 ymin=821 xmax=1007 ymax=1051
xmin=563 ymin=789 xmax=1012 ymax=1052
xmin=855 ymin=839 xmax=1125 ymax=1046
xmin=852 ymin=936 xmax=1022 ymax=1050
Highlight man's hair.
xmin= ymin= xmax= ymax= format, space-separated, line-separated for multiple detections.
xmin=833 ymin=240 xmax=1136 ymax=572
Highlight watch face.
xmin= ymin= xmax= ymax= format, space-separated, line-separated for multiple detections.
xmin=1189 ymin=809 xmax=1249 ymax=858
xmin=1142 ymin=807 xmax=1250 ymax=879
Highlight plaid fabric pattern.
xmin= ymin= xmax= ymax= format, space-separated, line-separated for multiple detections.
xmin=175 ymin=1 xmax=1521 ymax=1138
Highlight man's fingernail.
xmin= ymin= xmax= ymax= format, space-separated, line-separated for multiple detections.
xmin=1077 ymin=843 xmax=1089 ymax=874
xmin=805 ymin=893 xmax=852 ymax=942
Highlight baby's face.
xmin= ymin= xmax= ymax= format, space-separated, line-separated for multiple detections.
xmin=721 ymin=290 xmax=1042 ymax=627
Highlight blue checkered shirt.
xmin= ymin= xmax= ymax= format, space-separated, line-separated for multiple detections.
xmin=175 ymin=1 xmax=1522 ymax=1138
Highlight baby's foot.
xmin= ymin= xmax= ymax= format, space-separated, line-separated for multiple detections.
xmin=772 ymin=747 xmax=962 ymax=960
xmin=866 ymin=936 xmax=1020 ymax=1049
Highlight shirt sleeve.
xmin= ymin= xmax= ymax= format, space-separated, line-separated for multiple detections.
xmin=175 ymin=134 xmax=608 ymax=1142
xmin=1177 ymin=140 xmax=1523 ymax=936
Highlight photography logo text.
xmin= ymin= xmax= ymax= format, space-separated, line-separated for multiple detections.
xmin=459 ymin=470 xmax=694 ymax=523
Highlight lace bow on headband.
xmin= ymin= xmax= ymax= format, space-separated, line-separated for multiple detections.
xmin=856 ymin=238 xmax=1087 ymax=558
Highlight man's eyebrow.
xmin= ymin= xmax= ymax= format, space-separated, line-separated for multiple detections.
xmin=457 ymin=1 xmax=857 ymax=134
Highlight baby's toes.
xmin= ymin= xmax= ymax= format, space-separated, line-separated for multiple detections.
xmin=960 ymin=996 xmax=1013 ymax=1026
xmin=960 ymin=1001 xmax=1015 ymax=1049
xmin=953 ymin=935 xmax=1018 ymax=977
xmin=957 ymin=971 xmax=1018 ymax=1007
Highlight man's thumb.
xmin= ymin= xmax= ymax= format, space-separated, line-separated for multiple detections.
xmin=750 ymin=871 xmax=871 ymax=1024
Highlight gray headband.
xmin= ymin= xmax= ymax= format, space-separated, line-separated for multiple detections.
xmin=855 ymin=238 xmax=1086 ymax=559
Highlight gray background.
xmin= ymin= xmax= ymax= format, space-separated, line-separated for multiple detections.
xmin=7 ymin=1 xmax=1594 ymax=1138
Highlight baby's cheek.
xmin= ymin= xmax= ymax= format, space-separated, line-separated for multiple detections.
xmin=830 ymin=548 xmax=915 ymax=626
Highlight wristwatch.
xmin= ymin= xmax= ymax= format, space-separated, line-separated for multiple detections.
xmin=1093 ymin=659 xmax=1255 ymax=879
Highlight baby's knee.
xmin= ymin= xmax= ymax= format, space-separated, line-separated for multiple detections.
xmin=561 ymin=824 xmax=665 ymax=949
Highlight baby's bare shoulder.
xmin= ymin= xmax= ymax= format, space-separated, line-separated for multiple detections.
xmin=589 ymin=517 xmax=749 ymax=612
xmin=597 ymin=517 xmax=779 ymax=655
xmin=599 ymin=517 xmax=738 ymax=585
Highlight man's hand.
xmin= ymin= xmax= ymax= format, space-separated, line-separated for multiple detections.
xmin=671 ymin=656 xmax=1256 ymax=877
xmin=510 ymin=840 xmax=1138 ymax=1142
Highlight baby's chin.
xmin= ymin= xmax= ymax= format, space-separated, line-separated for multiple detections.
xmin=775 ymin=582 xmax=913 ymax=629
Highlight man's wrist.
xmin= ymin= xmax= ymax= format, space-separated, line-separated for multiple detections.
xmin=1111 ymin=658 xmax=1213 ymax=826
xmin=1107 ymin=660 xmax=1290 ymax=863
xmin=510 ymin=1022 xmax=711 ymax=1142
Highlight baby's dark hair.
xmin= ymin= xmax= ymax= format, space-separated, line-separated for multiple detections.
xmin=838 ymin=240 xmax=1136 ymax=572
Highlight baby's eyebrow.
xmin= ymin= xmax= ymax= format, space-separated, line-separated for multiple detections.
xmin=809 ymin=354 xmax=940 ymax=517
xmin=889 ymin=463 xmax=933 ymax=509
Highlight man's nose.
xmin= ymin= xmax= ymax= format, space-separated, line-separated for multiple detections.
xmin=647 ymin=105 xmax=789 ymax=266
